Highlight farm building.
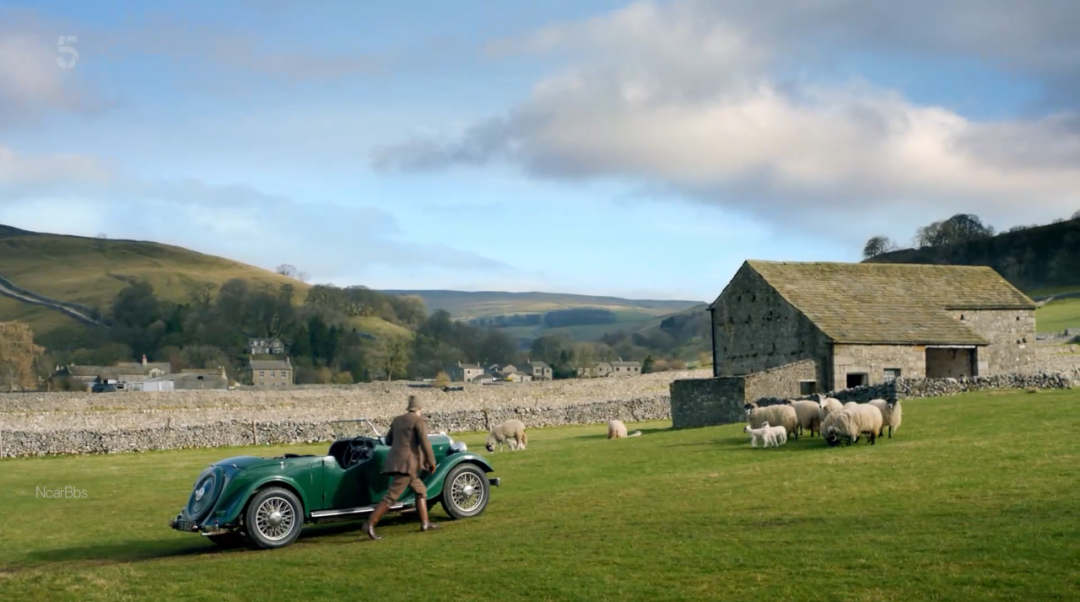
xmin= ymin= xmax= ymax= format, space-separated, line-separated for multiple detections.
xmin=708 ymin=260 xmax=1037 ymax=393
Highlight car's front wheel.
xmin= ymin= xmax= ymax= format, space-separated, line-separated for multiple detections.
xmin=441 ymin=463 xmax=489 ymax=520
xmin=244 ymin=487 xmax=303 ymax=549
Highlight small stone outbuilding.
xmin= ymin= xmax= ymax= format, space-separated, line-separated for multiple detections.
xmin=709 ymin=260 xmax=1037 ymax=394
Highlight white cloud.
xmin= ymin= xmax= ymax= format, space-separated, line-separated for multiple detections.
xmin=372 ymin=0 xmax=1080 ymax=239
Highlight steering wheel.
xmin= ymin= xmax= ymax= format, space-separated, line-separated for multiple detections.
xmin=343 ymin=438 xmax=374 ymax=468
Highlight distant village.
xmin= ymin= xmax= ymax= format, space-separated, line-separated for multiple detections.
xmin=49 ymin=337 xmax=643 ymax=392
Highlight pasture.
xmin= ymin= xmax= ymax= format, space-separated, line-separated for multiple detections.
xmin=1 ymin=390 xmax=1077 ymax=601
xmin=1037 ymin=297 xmax=1080 ymax=333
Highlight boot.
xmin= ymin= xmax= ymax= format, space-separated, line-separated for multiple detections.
xmin=417 ymin=497 xmax=439 ymax=532
xmin=363 ymin=502 xmax=389 ymax=540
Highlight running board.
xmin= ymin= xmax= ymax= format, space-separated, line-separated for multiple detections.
xmin=310 ymin=502 xmax=408 ymax=519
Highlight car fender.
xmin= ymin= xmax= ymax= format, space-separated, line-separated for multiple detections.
xmin=425 ymin=453 xmax=494 ymax=500
xmin=212 ymin=475 xmax=314 ymax=526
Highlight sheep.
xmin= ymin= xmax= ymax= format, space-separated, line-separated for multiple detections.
xmin=817 ymin=397 xmax=844 ymax=422
xmin=819 ymin=410 xmax=842 ymax=441
xmin=607 ymin=419 xmax=642 ymax=439
xmin=824 ymin=404 xmax=884 ymax=447
xmin=743 ymin=424 xmax=774 ymax=448
xmin=785 ymin=399 xmax=822 ymax=437
xmin=486 ymin=419 xmax=528 ymax=452
xmin=760 ymin=421 xmax=787 ymax=447
xmin=744 ymin=402 xmax=799 ymax=440
xmin=867 ymin=399 xmax=903 ymax=438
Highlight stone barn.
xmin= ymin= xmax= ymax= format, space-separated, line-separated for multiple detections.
xmin=708 ymin=260 xmax=1038 ymax=394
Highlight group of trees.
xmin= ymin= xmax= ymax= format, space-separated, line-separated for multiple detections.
xmin=0 ymin=321 xmax=45 ymax=391
xmin=864 ymin=211 xmax=1080 ymax=260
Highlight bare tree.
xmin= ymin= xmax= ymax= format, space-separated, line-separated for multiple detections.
xmin=297 ymin=271 xmax=310 ymax=284
xmin=275 ymin=263 xmax=298 ymax=278
xmin=0 ymin=321 xmax=45 ymax=392
xmin=1072 ymin=209 xmax=1080 ymax=220
xmin=862 ymin=235 xmax=897 ymax=258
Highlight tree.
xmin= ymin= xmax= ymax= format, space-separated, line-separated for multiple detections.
xmin=914 ymin=214 xmax=994 ymax=248
xmin=1073 ymin=209 xmax=1080 ymax=220
xmin=0 ymin=322 xmax=45 ymax=392
xmin=569 ymin=341 xmax=597 ymax=376
xmin=365 ymin=334 xmax=412 ymax=381
xmin=862 ymin=235 xmax=897 ymax=258
xmin=434 ymin=370 xmax=451 ymax=388
xmin=275 ymin=264 xmax=298 ymax=278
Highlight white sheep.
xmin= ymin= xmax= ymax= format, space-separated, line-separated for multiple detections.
xmin=760 ymin=421 xmax=788 ymax=447
xmin=486 ymin=419 xmax=528 ymax=452
xmin=744 ymin=402 xmax=799 ymax=440
xmin=867 ymin=399 xmax=903 ymax=438
xmin=785 ymin=399 xmax=822 ymax=437
xmin=824 ymin=404 xmax=884 ymax=447
xmin=607 ymin=419 xmax=642 ymax=439
xmin=819 ymin=410 xmax=842 ymax=440
xmin=817 ymin=397 xmax=844 ymax=422
xmin=743 ymin=424 xmax=774 ymax=448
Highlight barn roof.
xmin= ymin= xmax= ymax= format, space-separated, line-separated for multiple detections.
xmin=712 ymin=261 xmax=1036 ymax=346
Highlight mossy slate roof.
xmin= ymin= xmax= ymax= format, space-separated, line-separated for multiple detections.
xmin=721 ymin=261 xmax=1036 ymax=345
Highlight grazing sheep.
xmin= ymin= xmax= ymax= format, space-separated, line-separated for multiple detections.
xmin=760 ymin=421 xmax=788 ymax=447
xmin=824 ymin=404 xmax=884 ymax=447
xmin=744 ymin=402 xmax=799 ymax=440
xmin=867 ymin=399 xmax=903 ymax=438
xmin=743 ymin=424 xmax=774 ymax=448
xmin=607 ymin=419 xmax=643 ymax=439
xmin=819 ymin=410 xmax=842 ymax=441
xmin=785 ymin=399 xmax=822 ymax=437
xmin=486 ymin=419 xmax=528 ymax=452
xmin=817 ymin=397 xmax=844 ymax=422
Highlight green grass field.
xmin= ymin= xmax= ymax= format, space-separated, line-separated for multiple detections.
xmin=1 ymin=390 xmax=1077 ymax=601
xmin=1037 ymin=298 xmax=1080 ymax=333
xmin=0 ymin=228 xmax=408 ymax=339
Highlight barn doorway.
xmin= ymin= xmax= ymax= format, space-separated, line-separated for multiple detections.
xmin=926 ymin=347 xmax=978 ymax=379
xmin=846 ymin=373 xmax=868 ymax=388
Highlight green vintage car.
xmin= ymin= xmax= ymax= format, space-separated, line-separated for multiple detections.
xmin=169 ymin=420 xmax=499 ymax=549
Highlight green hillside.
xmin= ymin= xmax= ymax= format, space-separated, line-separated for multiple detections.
xmin=0 ymin=226 xmax=407 ymax=340
xmin=378 ymin=289 xmax=702 ymax=343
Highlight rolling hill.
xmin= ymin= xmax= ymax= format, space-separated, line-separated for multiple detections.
xmin=0 ymin=226 xmax=408 ymax=341
xmin=378 ymin=289 xmax=704 ymax=343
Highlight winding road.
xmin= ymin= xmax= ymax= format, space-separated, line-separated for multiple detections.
xmin=0 ymin=275 xmax=108 ymax=328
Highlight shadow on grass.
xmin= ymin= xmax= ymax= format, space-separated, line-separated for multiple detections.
xmin=4 ymin=514 xmax=428 ymax=573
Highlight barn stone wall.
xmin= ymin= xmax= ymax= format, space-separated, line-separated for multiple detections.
xmin=744 ymin=359 xmax=817 ymax=400
xmin=950 ymin=309 xmax=1038 ymax=375
xmin=711 ymin=265 xmax=830 ymax=385
xmin=831 ymin=344 xmax=927 ymax=391
xmin=669 ymin=377 xmax=748 ymax=428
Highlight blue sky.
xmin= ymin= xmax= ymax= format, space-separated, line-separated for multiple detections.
xmin=2 ymin=1 xmax=1079 ymax=303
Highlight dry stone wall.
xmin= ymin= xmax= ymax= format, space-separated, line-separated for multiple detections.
xmin=0 ymin=370 xmax=708 ymax=458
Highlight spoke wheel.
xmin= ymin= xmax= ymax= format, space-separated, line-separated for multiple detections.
xmin=244 ymin=487 xmax=303 ymax=549
xmin=441 ymin=464 xmax=490 ymax=520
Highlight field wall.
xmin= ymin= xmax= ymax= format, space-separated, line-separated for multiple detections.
xmin=0 ymin=370 xmax=709 ymax=458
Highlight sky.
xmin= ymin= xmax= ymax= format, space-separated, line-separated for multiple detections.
xmin=1 ymin=1 xmax=1079 ymax=303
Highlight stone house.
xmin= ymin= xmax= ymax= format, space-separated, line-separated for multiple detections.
xmin=521 ymin=360 xmax=553 ymax=380
xmin=578 ymin=360 xmax=641 ymax=378
xmin=133 ymin=368 xmax=229 ymax=391
xmin=56 ymin=355 xmax=171 ymax=390
xmin=448 ymin=362 xmax=486 ymax=382
xmin=249 ymin=337 xmax=286 ymax=355
xmin=708 ymin=260 xmax=1038 ymax=395
xmin=248 ymin=357 xmax=293 ymax=387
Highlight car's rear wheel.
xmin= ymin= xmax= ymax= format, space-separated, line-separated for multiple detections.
xmin=244 ymin=487 xmax=303 ymax=549
xmin=441 ymin=464 xmax=489 ymax=520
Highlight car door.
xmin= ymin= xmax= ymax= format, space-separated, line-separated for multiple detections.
xmin=321 ymin=438 xmax=379 ymax=510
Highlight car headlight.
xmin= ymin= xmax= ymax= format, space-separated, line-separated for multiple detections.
xmin=449 ymin=441 xmax=468 ymax=454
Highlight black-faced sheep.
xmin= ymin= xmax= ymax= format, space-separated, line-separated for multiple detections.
xmin=867 ymin=399 xmax=902 ymax=438
xmin=607 ymin=419 xmax=642 ymax=439
xmin=785 ymin=399 xmax=822 ymax=437
xmin=744 ymin=402 xmax=799 ymax=440
xmin=486 ymin=419 xmax=527 ymax=452
xmin=824 ymin=404 xmax=884 ymax=447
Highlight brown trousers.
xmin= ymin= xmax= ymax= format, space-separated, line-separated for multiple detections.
xmin=381 ymin=472 xmax=427 ymax=505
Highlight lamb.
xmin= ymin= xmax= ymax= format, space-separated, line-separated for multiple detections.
xmin=485 ymin=419 xmax=528 ymax=452
xmin=607 ymin=419 xmax=642 ymax=439
xmin=744 ymin=402 xmax=799 ymax=440
xmin=817 ymin=396 xmax=844 ymax=422
xmin=743 ymin=424 xmax=773 ymax=448
xmin=824 ymin=404 xmax=884 ymax=447
xmin=761 ymin=421 xmax=787 ymax=447
xmin=785 ymin=399 xmax=822 ymax=437
xmin=867 ymin=399 xmax=903 ymax=438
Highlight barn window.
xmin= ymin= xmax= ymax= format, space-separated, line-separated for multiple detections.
xmin=799 ymin=381 xmax=817 ymax=395
xmin=883 ymin=368 xmax=901 ymax=382
xmin=960 ymin=314 xmax=965 ymax=320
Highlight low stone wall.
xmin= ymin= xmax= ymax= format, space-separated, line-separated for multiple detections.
xmin=0 ymin=370 xmax=706 ymax=458
xmin=672 ymin=371 xmax=1074 ymax=430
